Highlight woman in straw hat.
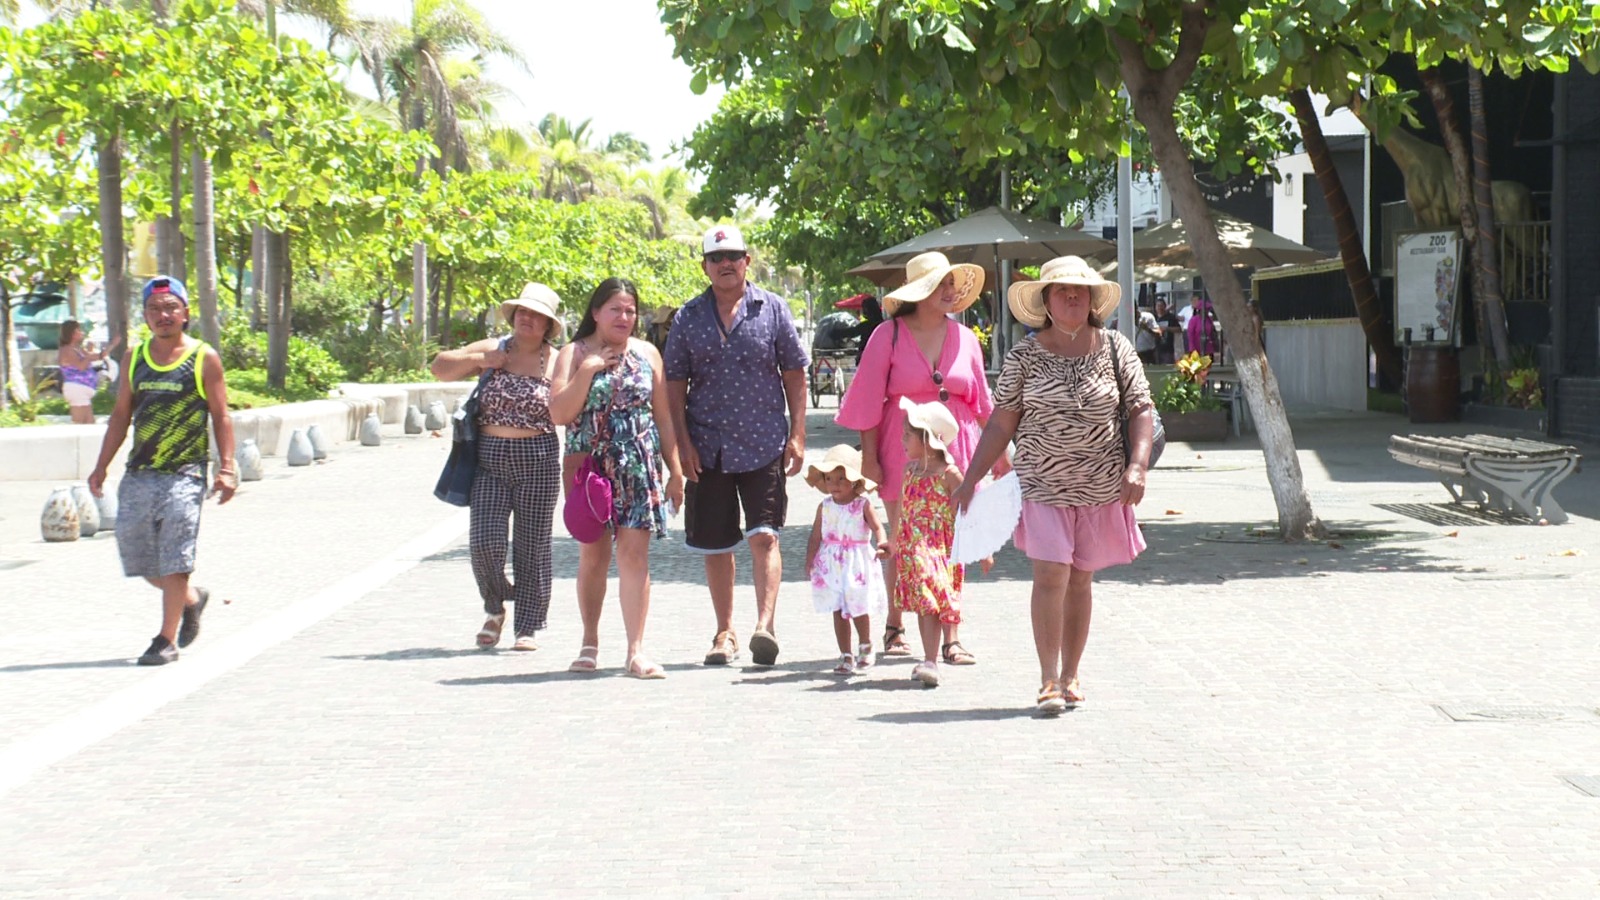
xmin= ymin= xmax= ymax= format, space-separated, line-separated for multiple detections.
xmin=954 ymin=256 xmax=1157 ymax=715
xmin=550 ymin=277 xmax=685 ymax=679
xmin=837 ymin=250 xmax=1003 ymax=664
xmin=431 ymin=282 xmax=566 ymax=652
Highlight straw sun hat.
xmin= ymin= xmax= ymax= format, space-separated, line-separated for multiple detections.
xmin=898 ymin=396 xmax=958 ymax=457
xmin=1006 ymin=255 xmax=1122 ymax=329
xmin=805 ymin=444 xmax=876 ymax=493
xmin=882 ymin=251 xmax=985 ymax=317
xmin=499 ymin=282 xmax=565 ymax=340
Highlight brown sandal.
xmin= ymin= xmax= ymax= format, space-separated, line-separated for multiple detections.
xmin=941 ymin=641 xmax=976 ymax=666
xmin=882 ymin=625 xmax=913 ymax=657
xmin=1063 ymin=677 xmax=1085 ymax=705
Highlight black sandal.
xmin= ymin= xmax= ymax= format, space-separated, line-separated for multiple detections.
xmin=942 ymin=641 xmax=976 ymax=665
xmin=882 ymin=625 xmax=913 ymax=657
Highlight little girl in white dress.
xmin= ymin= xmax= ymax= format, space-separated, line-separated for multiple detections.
xmin=804 ymin=445 xmax=889 ymax=676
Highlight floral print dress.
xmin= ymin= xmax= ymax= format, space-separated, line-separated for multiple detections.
xmin=563 ymin=347 xmax=667 ymax=538
xmin=893 ymin=468 xmax=963 ymax=624
xmin=810 ymin=496 xmax=888 ymax=619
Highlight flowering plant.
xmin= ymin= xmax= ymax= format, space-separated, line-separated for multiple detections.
xmin=970 ymin=323 xmax=991 ymax=353
xmin=1154 ymin=351 xmax=1225 ymax=414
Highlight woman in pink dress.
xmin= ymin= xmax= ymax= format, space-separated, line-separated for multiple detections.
xmin=835 ymin=251 xmax=1004 ymax=662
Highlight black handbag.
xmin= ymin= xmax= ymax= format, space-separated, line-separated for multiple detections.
xmin=433 ymin=342 xmax=505 ymax=506
xmin=1106 ymin=329 xmax=1166 ymax=468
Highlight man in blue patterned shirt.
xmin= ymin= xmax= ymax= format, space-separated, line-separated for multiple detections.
xmin=665 ymin=226 xmax=810 ymax=667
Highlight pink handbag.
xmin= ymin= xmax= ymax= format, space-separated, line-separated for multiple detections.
xmin=562 ymin=455 xmax=613 ymax=544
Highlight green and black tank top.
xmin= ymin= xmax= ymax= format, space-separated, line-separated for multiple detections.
xmin=127 ymin=340 xmax=212 ymax=478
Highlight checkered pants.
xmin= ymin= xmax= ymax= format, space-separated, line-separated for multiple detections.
xmin=470 ymin=433 xmax=560 ymax=635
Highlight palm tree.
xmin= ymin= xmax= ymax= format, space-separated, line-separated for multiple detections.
xmin=348 ymin=0 xmax=523 ymax=339
xmin=628 ymin=166 xmax=690 ymax=240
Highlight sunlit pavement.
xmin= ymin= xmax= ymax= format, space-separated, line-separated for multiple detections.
xmin=1 ymin=407 xmax=1596 ymax=896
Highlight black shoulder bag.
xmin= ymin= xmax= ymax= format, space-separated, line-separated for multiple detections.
xmin=1106 ymin=329 xmax=1165 ymax=468
xmin=433 ymin=339 xmax=507 ymax=506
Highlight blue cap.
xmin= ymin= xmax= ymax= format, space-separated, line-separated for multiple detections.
xmin=141 ymin=276 xmax=189 ymax=303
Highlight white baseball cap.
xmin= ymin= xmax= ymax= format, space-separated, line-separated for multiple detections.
xmin=702 ymin=225 xmax=747 ymax=255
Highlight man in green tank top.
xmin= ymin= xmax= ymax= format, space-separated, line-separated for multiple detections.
xmin=89 ymin=276 xmax=237 ymax=666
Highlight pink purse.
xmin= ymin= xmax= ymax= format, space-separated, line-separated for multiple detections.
xmin=563 ymin=455 xmax=613 ymax=543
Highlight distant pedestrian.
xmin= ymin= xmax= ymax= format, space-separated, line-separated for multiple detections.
xmin=664 ymin=225 xmax=809 ymax=668
xmin=892 ymin=399 xmax=988 ymax=688
xmin=1154 ymin=299 xmax=1181 ymax=364
xmin=429 ymin=282 xmax=563 ymax=652
xmin=804 ymin=445 xmax=889 ymax=677
xmin=1135 ymin=306 xmax=1161 ymax=364
xmin=551 ymin=278 xmax=685 ymax=679
xmin=87 ymin=276 xmax=235 ymax=666
xmin=56 ymin=320 xmax=120 ymax=424
xmin=955 ymin=256 xmax=1154 ymax=716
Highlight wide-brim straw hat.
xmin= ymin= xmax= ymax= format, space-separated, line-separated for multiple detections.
xmin=805 ymin=444 xmax=876 ymax=493
xmin=499 ymin=282 xmax=564 ymax=340
xmin=898 ymin=396 xmax=958 ymax=456
xmin=882 ymin=251 xmax=985 ymax=317
xmin=1007 ymin=255 xmax=1122 ymax=329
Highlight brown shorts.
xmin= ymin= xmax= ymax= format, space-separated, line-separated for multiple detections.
xmin=683 ymin=453 xmax=787 ymax=552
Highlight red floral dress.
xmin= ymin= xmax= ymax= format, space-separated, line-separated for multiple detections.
xmin=893 ymin=467 xmax=963 ymax=624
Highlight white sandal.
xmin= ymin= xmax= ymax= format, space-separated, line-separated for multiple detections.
xmin=855 ymin=642 xmax=874 ymax=670
xmin=832 ymin=653 xmax=856 ymax=676
xmin=567 ymin=646 xmax=599 ymax=673
xmin=475 ymin=614 xmax=505 ymax=649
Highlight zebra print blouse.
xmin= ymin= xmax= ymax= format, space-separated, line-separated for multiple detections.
xmin=993 ymin=332 xmax=1151 ymax=508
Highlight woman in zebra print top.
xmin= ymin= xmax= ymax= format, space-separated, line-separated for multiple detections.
xmin=956 ymin=256 xmax=1156 ymax=716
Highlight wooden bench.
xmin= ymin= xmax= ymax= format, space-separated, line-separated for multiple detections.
xmin=1389 ymin=433 xmax=1582 ymax=524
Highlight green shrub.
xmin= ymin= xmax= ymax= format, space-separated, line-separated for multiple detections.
xmin=320 ymin=326 xmax=437 ymax=384
xmin=217 ymin=317 xmax=345 ymax=397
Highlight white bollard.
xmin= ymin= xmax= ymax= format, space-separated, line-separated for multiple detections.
xmin=359 ymin=413 xmax=382 ymax=447
xmin=286 ymin=429 xmax=314 ymax=466
xmin=424 ymin=400 xmax=448 ymax=431
xmin=237 ymin=438 xmax=264 ymax=481
xmin=404 ymin=405 xmax=425 ymax=435
xmin=41 ymin=487 xmax=80 ymax=542
xmin=94 ymin=486 xmax=118 ymax=531
xmin=70 ymin=485 xmax=100 ymax=537
xmin=307 ymin=424 xmax=329 ymax=460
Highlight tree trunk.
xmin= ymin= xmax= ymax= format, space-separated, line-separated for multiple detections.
xmin=250 ymin=226 xmax=266 ymax=329
xmin=1288 ymin=88 xmax=1402 ymax=386
xmin=265 ymin=230 xmax=285 ymax=389
xmin=442 ymin=266 xmax=456 ymax=348
xmin=409 ymin=94 xmax=430 ymax=341
xmin=231 ymin=233 xmax=247 ymax=309
xmin=166 ymin=120 xmax=186 ymax=280
xmin=1468 ymin=67 xmax=1510 ymax=365
xmin=1 ymin=284 xmax=11 ymax=410
xmin=98 ymin=136 xmax=129 ymax=348
xmin=1419 ymin=67 xmax=1510 ymax=368
xmin=1113 ymin=20 xmax=1324 ymax=540
xmin=192 ymin=147 xmax=220 ymax=349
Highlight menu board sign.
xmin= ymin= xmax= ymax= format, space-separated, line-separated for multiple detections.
xmin=1394 ymin=229 xmax=1463 ymax=345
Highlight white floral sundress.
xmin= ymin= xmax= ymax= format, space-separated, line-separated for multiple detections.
xmin=810 ymin=497 xmax=888 ymax=619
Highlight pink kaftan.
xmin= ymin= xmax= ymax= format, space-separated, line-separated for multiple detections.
xmin=835 ymin=318 xmax=994 ymax=500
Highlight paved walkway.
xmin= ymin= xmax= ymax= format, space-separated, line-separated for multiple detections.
xmin=1 ymin=409 xmax=1597 ymax=897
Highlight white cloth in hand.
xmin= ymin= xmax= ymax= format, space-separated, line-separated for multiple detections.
xmin=952 ymin=471 xmax=1022 ymax=565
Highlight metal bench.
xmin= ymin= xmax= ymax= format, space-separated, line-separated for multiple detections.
xmin=1389 ymin=433 xmax=1582 ymax=524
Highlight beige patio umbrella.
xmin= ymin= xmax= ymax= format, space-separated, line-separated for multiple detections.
xmin=861 ymin=205 xmax=1113 ymax=271
xmin=1096 ymin=260 xmax=1204 ymax=283
xmin=1133 ymin=209 xmax=1330 ymax=269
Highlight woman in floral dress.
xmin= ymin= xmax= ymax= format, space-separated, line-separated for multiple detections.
xmin=551 ymin=277 xmax=685 ymax=679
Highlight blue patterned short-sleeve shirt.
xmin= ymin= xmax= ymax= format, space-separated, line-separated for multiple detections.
xmin=663 ymin=282 xmax=810 ymax=473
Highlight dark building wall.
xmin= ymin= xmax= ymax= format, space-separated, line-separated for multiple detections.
xmin=1561 ymin=70 xmax=1600 ymax=380
xmin=1301 ymin=143 xmax=1368 ymax=257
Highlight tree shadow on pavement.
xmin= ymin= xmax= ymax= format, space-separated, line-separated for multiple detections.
xmin=330 ymin=647 xmax=492 ymax=662
xmin=947 ymin=517 xmax=1475 ymax=586
xmin=861 ymin=706 xmax=1042 ymax=723
xmin=0 ymin=657 xmax=136 ymax=673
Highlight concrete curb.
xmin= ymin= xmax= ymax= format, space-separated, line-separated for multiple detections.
xmin=0 ymin=381 xmax=475 ymax=482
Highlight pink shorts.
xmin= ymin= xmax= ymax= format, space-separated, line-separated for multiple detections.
xmin=62 ymin=382 xmax=96 ymax=407
xmin=1013 ymin=500 xmax=1145 ymax=571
